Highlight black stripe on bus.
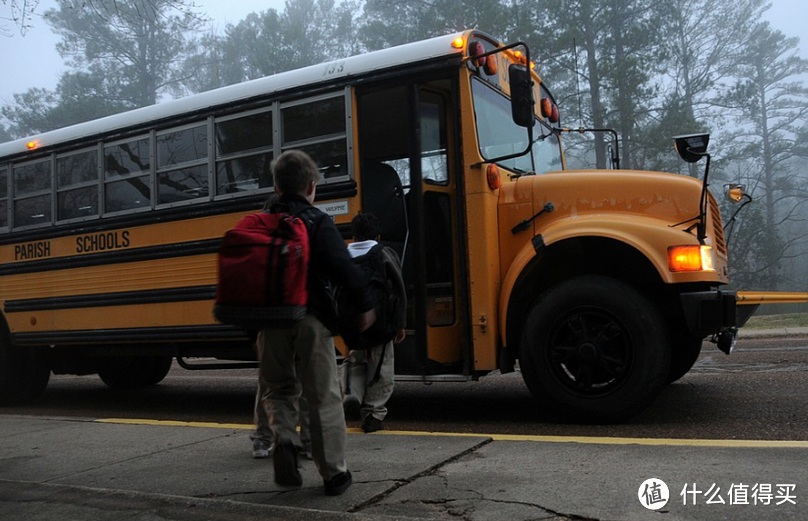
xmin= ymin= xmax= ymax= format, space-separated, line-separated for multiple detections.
xmin=11 ymin=325 xmax=244 ymax=346
xmin=0 ymin=239 xmax=221 ymax=277
xmin=4 ymin=285 xmax=217 ymax=313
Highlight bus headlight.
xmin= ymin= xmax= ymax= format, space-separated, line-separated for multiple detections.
xmin=668 ymin=245 xmax=715 ymax=272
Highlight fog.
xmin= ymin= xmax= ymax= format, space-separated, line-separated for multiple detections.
xmin=0 ymin=0 xmax=286 ymax=104
xmin=0 ymin=0 xmax=805 ymax=105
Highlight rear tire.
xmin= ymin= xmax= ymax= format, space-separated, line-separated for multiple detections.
xmin=519 ymin=276 xmax=671 ymax=423
xmin=98 ymin=355 xmax=173 ymax=389
xmin=0 ymin=322 xmax=50 ymax=405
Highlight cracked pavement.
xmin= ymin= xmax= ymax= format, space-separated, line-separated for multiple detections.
xmin=1 ymin=415 xmax=805 ymax=520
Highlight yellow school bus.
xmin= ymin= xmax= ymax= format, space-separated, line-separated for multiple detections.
xmin=0 ymin=30 xmax=803 ymax=421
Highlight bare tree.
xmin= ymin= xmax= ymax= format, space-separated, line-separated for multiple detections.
xmin=721 ymin=22 xmax=808 ymax=288
xmin=179 ymin=0 xmax=363 ymax=95
xmin=2 ymin=0 xmax=202 ymax=35
xmin=47 ymin=0 xmax=203 ymax=107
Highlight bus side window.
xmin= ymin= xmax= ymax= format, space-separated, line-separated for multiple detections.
xmin=156 ymin=124 xmax=208 ymax=204
xmin=0 ymin=166 xmax=7 ymax=229
xmin=215 ymin=110 xmax=273 ymax=195
xmin=104 ymin=138 xmax=151 ymax=213
xmin=281 ymin=95 xmax=349 ymax=184
xmin=13 ymin=159 xmax=52 ymax=227
xmin=57 ymin=149 xmax=99 ymax=221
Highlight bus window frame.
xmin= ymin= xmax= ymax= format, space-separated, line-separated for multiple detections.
xmin=155 ymin=119 xmax=211 ymax=209
xmin=419 ymin=88 xmax=451 ymax=187
xmin=471 ymin=76 xmax=563 ymax=174
xmin=103 ymin=133 xmax=154 ymax=218
xmin=55 ymin=144 xmax=102 ymax=225
xmin=0 ymin=164 xmax=8 ymax=231
xmin=279 ymin=88 xmax=353 ymax=186
xmin=470 ymin=77 xmax=530 ymax=163
xmin=12 ymin=156 xmax=53 ymax=231
xmin=0 ymin=88 xmax=357 ymax=233
xmin=213 ymin=106 xmax=275 ymax=201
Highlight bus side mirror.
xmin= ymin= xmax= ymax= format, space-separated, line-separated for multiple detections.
xmin=509 ymin=64 xmax=534 ymax=128
xmin=673 ymin=133 xmax=710 ymax=163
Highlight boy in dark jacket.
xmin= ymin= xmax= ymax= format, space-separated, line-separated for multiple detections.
xmin=342 ymin=213 xmax=407 ymax=433
xmin=257 ymin=150 xmax=374 ymax=496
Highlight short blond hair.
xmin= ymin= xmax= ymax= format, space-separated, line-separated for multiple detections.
xmin=272 ymin=150 xmax=320 ymax=195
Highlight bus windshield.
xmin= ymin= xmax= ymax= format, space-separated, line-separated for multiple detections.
xmin=471 ymin=77 xmax=563 ymax=175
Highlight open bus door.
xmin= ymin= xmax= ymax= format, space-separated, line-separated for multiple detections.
xmin=357 ymin=79 xmax=468 ymax=379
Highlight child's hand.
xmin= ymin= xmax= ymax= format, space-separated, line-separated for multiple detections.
xmin=394 ymin=329 xmax=406 ymax=344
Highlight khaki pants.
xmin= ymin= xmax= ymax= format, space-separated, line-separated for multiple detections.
xmin=251 ymin=381 xmax=310 ymax=449
xmin=343 ymin=341 xmax=395 ymax=421
xmin=257 ymin=315 xmax=347 ymax=481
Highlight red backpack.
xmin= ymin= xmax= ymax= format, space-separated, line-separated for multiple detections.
xmin=214 ymin=209 xmax=309 ymax=330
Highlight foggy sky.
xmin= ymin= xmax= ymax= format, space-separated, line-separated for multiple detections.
xmin=0 ymin=0 xmax=805 ymax=107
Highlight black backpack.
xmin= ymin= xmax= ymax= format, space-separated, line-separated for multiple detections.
xmin=337 ymin=244 xmax=398 ymax=350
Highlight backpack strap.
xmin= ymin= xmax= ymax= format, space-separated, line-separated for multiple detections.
xmin=267 ymin=202 xmax=314 ymax=232
xmin=367 ymin=342 xmax=387 ymax=387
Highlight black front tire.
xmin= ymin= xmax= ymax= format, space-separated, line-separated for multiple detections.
xmin=667 ymin=335 xmax=703 ymax=384
xmin=520 ymin=276 xmax=671 ymax=423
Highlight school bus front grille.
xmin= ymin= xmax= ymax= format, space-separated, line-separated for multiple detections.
xmin=709 ymin=196 xmax=727 ymax=256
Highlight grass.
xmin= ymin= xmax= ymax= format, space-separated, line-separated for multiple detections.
xmin=744 ymin=312 xmax=808 ymax=330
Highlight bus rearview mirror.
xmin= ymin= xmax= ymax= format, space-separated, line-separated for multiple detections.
xmin=509 ymin=64 xmax=534 ymax=128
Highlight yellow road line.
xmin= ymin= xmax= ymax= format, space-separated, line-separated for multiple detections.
xmin=94 ymin=418 xmax=808 ymax=448
xmin=96 ymin=418 xmax=251 ymax=430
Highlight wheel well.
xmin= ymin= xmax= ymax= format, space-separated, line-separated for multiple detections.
xmin=505 ymin=236 xmax=677 ymax=359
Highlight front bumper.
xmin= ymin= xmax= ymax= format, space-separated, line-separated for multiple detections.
xmin=680 ymin=290 xmax=751 ymax=340
xmin=680 ymin=290 xmax=808 ymax=339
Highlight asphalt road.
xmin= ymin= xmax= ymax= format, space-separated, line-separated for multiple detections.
xmin=3 ymin=336 xmax=807 ymax=442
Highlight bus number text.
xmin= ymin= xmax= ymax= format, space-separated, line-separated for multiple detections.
xmin=323 ymin=61 xmax=345 ymax=77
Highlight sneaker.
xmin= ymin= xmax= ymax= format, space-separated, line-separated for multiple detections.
xmin=252 ymin=440 xmax=274 ymax=459
xmin=324 ymin=470 xmax=352 ymax=496
xmin=343 ymin=395 xmax=361 ymax=422
xmin=361 ymin=416 xmax=383 ymax=433
xmin=273 ymin=442 xmax=302 ymax=487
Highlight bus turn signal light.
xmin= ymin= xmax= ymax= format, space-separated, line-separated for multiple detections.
xmin=541 ymin=98 xmax=560 ymax=123
xmin=668 ymin=245 xmax=715 ymax=272
xmin=486 ymin=164 xmax=501 ymax=190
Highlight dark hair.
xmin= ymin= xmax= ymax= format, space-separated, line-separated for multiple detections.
xmin=271 ymin=150 xmax=320 ymax=195
xmin=351 ymin=213 xmax=381 ymax=241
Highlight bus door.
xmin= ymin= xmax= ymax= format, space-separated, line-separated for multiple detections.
xmin=356 ymin=79 xmax=467 ymax=378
